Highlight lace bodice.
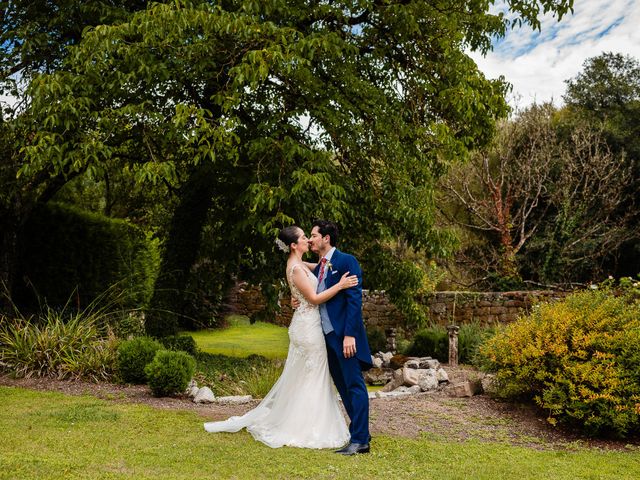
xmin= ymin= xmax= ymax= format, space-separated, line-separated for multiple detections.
xmin=287 ymin=263 xmax=318 ymax=315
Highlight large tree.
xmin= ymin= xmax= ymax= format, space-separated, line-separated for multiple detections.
xmin=0 ymin=0 xmax=151 ymax=307
xmin=16 ymin=0 xmax=574 ymax=332
xmin=563 ymin=52 xmax=640 ymax=277
xmin=440 ymin=103 xmax=637 ymax=288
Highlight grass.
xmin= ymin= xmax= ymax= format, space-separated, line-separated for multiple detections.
xmin=2 ymin=386 xmax=640 ymax=479
xmin=185 ymin=315 xmax=289 ymax=359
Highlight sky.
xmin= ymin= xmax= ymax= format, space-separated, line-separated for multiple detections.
xmin=469 ymin=0 xmax=640 ymax=108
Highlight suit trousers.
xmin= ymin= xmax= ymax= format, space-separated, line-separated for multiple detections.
xmin=325 ymin=331 xmax=370 ymax=444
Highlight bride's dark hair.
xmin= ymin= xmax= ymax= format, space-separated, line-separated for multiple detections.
xmin=277 ymin=226 xmax=302 ymax=251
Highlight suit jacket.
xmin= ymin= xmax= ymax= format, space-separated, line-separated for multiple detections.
xmin=315 ymin=249 xmax=372 ymax=369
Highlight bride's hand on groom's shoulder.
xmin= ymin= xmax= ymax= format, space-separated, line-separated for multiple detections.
xmin=338 ymin=272 xmax=358 ymax=290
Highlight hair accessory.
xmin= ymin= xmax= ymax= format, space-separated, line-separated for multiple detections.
xmin=275 ymin=238 xmax=290 ymax=253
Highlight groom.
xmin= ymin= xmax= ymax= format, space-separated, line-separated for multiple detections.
xmin=309 ymin=219 xmax=372 ymax=455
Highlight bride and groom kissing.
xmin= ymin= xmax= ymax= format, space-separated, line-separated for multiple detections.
xmin=204 ymin=220 xmax=372 ymax=455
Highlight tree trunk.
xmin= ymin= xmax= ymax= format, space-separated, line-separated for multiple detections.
xmin=146 ymin=163 xmax=216 ymax=337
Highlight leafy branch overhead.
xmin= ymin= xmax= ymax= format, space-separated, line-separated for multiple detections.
xmin=9 ymin=0 xmax=575 ymax=328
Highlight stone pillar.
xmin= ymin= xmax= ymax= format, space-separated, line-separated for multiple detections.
xmin=447 ymin=325 xmax=460 ymax=367
xmin=385 ymin=327 xmax=397 ymax=354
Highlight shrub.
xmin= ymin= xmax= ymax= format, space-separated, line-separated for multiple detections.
xmin=110 ymin=311 xmax=146 ymax=339
xmin=406 ymin=325 xmax=448 ymax=362
xmin=117 ymin=337 xmax=162 ymax=384
xmin=458 ymin=322 xmax=496 ymax=366
xmin=366 ymin=328 xmax=387 ymax=354
xmin=15 ymin=202 xmax=159 ymax=311
xmin=0 ymin=308 xmax=117 ymax=381
xmin=406 ymin=323 xmax=496 ymax=364
xmin=158 ymin=335 xmax=198 ymax=356
xmin=144 ymin=350 xmax=196 ymax=397
xmin=479 ymin=289 xmax=640 ymax=437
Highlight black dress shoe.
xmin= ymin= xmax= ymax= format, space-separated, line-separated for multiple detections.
xmin=334 ymin=442 xmax=370 ymax=455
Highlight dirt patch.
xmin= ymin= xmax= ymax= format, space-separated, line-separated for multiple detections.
xmin=2 ymin=368 xmax=638 ymax=451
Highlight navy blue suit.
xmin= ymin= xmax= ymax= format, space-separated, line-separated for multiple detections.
xmin=315 ymin=249 xmax=372 ymax=444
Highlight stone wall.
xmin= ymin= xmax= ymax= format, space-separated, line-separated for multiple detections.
xmin=224 ymin=283 xmax=568 ymax=332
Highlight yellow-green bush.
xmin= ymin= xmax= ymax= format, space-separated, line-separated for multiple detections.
xmin=479 ymin=288 xmax=640 ymax=437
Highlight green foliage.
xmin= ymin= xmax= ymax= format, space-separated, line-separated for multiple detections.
xmin=109 ymin=311 xmax=146 ymax=339
xmin=16 ymin=202 xmax=159 ymax=310
xmin=0 ymin=309 xmax=117 ymax=381
xmin=158 ymin=335 xmax=198 ymax=356
xmin=16 ymin=1 xmax=574 ymax=332
xmin=407 ymin=323 xmax=494 ymax=364
xmin=144 ymin=349 xmax=196 ymax=397
xmin=366 ymin=328 xmax=387 ymax=354
xmin=406 ymin=326 xmax=449 ymax=362
xmin=193 ymin=351 xmax=281 ymax=398
xmin=116 ymin=336 xmax=162 ymax=384
xmin=479 ymin=289 xmax=640 ymax=437
xmin=458 ymin=322 xmax=497 ymax=366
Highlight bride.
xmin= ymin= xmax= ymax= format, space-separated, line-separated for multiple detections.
xmin=203 ymin=225 xmax=358 ymax=449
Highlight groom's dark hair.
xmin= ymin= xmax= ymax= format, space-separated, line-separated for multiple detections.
xmin=312 ymin=219 xmax=339 ymax=247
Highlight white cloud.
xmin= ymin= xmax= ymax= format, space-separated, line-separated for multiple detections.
xmin=470 ymin=0 xmax=640 ymax=107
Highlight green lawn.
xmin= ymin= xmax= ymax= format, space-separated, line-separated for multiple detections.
xmin=186 ymin=316 xmax=289 ymax=359
xmin=1 ymin=386 xmax=639 ymax=480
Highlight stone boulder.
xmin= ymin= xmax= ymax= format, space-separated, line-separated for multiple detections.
xmin=194 ymin=386 xmax=215 ymax=404
xmin=445 ymin=380 xmax=483 ymax=398
xmin=389 ymin=354 xmax=410 ymax=369
xmin=417 ymin=370 xmax=439 ymax=392
xmin=215 ymin=395 xmax=253 ymax=405
xmin=436 ymin=368 xmax=449 ymax=383
xmin=364 ymin=367 xmax=393 ymax=386
xmin=419 ymin=358 xmax=440 ymax=370
xmin=185 ymin=379 xmax=199 ymax=398
xmin=381 ymin=352 xmax=394 ymax=366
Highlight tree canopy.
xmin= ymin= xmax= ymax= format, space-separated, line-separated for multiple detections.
xmin=8 ymin=0 xmax=575 ymax=330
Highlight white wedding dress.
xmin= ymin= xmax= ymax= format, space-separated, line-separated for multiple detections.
xmin=204 ymin=263 xmax=350 ymax=449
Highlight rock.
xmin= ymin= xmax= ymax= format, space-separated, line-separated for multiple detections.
xmin=393 ymin=386 xmax=410 ymax=392
xmin=389 ymin=354 xmax=410 ymax=369
xmin=404 ymin=359 xmax=421 ymax=369
xmin=193 ymin=386 xmax=215 ymax=404
xmin=419 ymin=359 xmax=440 ymax=370
xmin=215 ymin=395 xmax=253 ymax=405
xmin=445 ymin=380 xmax=483 ymax=398
xmin=407 ymin=385 xmax=422 ymax=394
xmin=381 ymin=352 xmax=393 ymax=366
xmin=187 ymin=386 xmax=200 ymax=398
xmin=375 ymin=390 xmax=413 ymax=399
xmin=368 ymin=391 xmax=378 ymax=400
xmin=417 ymin=371 xmax=439 ymax=391
xmin=185 ymin=379 xmax=199 ymax=398
xmin=372 ymin=357 xmax=384 ymax=369
xmin=400 ymin=367 xmax=420 ymax=386
xmin=364 ymin=367 xmax=393 ymax=386
xmin=436 ymin=368 xmax=449 ymax=383
xmin=380 ymin=373 xmax=404 ymax=392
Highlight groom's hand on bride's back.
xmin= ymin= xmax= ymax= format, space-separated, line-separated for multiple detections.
xmin=291 ymin=297 xmax=300 ymax=309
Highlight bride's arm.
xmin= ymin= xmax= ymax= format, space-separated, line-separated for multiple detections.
xmin=303 ymin=261 xmax=317 ymax=271
xmin=291 ymin=268 xmax=357 ymax=305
